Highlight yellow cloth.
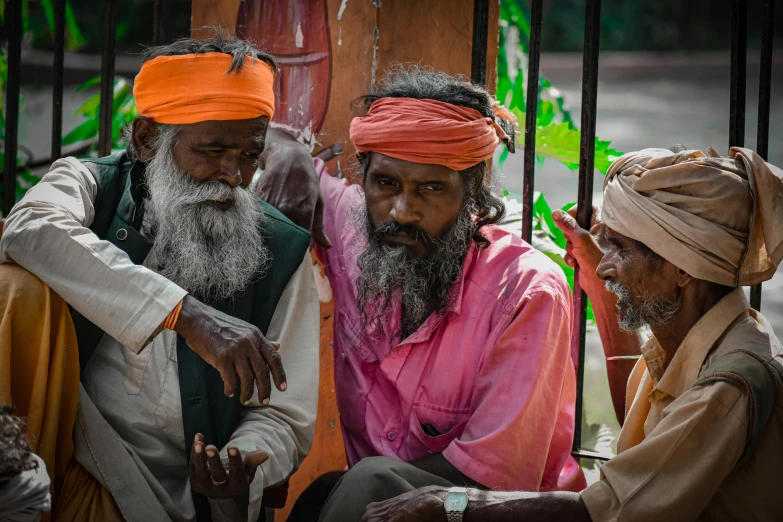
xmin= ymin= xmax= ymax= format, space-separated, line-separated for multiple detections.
xmin=0 ymin=263 xmax=121 ymax=521
xmin=602 ymin=146 xmax=783 ymax=286
xmin=581 ymin=289 xmax=783 ymax=521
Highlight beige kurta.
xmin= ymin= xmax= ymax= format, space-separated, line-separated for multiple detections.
xmin=0 ymin=157 xmax=320 ymax=522
xmin=581 ymin=288 xmax=783 ymax=521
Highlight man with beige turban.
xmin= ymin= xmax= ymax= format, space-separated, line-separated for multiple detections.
xmin=359 ymin=145 xmax=783 ymax=522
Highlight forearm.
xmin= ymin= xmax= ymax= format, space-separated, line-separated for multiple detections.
xmin=410 ymin=453 xmax=486 ymax=489
xmin=463 ymin=490 xmax=591 ymax=522
xmin=583 ymin=279 xmax=644 ymax=424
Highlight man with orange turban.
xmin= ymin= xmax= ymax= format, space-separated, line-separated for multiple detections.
xmin=361 ymin=145 xmax=783 ymax=522
xmin=0 ymin=31 xmax=320 ymax=522
xmin=273 ymin=66 xmax=581 ymax=522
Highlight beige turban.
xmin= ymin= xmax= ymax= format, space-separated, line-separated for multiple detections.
xmin=602 ymin=147 xmax=783 ymax=287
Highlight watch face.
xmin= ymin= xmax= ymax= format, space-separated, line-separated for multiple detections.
xmin=444 ymin=492 xmax=468 ymax=512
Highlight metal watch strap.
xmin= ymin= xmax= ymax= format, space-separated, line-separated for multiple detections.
xmin=446 ymin=513 xmax=463 ymax=522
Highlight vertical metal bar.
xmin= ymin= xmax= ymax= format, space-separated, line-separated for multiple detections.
xmin=728 ymin=0 xmax=747 ymax=148
xmin=470 ymin=0 xmax=490 ymax=85
xmin=571 ymin=0 xmax=602 ymax=454
xmin=3 ymin=0 xmax=23 ymax=216
xmin=153 ymin=0 xmax=165 ymax=46
xmin=99 ymin=0 xmax=118 ymax=157
xmin=51 ymin=0 xmax=66 ymax=160
xmin=750 ymin=0 xmax=774 ymax=311
xmin=521 ymin=0 xmax=543 ymax=244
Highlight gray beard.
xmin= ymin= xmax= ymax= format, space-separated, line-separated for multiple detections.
xmin=143 ymin=129 xmax=271 ymax=303
xmin=355 ymin=205 xmax=474 ymax=341
xmin=605 ymin=280 xmax=681 ymax=332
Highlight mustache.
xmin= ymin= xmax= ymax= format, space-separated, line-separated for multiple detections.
xmin=371 ymin=221 xmax=431 ymax=243
xmin=166 ymin=179 xmax=239 ymax=207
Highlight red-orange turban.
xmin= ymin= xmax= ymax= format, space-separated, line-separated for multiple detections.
xmin=349 ymin=97 xmax=509 ymax=171
xmin=133 ymin=52 xmax=276 ymax=124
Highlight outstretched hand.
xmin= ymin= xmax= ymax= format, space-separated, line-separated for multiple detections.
xmin=256 ymin=128 xmax=331 ymax=249
xmin=189 ymin=433 xmax=268 ymax=499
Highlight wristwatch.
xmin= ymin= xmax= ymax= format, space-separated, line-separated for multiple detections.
xmin=444 ymin=486 xmax=468 ymax=522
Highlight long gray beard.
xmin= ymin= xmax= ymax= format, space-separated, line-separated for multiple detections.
xmin=355 ymin=205 xmax=474 ymax=341
xmin=605 ymin=280 xmax=681 ymax=332
xmin=144 ymin=127 xmax=271 ymax=303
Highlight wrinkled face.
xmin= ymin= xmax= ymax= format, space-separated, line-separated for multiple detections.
xmin=170 ymin=116 xmax=269 ymax=192
xmin=596 ymin=226 xmax=682 ymax=331
xmin=363 ymin=153 xmax=467 ymax=258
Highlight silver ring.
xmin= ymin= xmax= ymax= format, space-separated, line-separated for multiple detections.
xmin=211 ymin=477 xmax=228 ymax=486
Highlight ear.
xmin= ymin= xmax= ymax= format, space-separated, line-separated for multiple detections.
xmin=131 ymin=117 xmax=158 ymax=163
xmin=676 ymin=267 xmax=693 ymax=288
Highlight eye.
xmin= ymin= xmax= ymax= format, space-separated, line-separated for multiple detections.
xmin=376 ymin=177 xmax=397 ymax=187
xmin=197 ymin=148 xmax=224 ymax=156
xmin=420 ymin=184 xmax=444 ymax=192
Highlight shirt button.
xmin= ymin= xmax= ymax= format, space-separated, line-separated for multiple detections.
xmin=387 ymin=431 xmax=396 ymax=441
xmin=116 ymin=228 xmax=128 ymax=241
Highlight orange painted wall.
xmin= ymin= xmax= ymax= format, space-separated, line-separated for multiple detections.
xmin=189 ymin=1 xmax=499 ymax=518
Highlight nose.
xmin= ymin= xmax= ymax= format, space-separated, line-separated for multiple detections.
xmin=388 ymin=194 xmax=420 ymax=224
xmin=218 ymin=153 xmax=243 ymax=187
xmin=595 ymin=254 xmax=617 ymax=281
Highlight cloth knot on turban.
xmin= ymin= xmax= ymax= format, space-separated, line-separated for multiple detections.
xmin=133 ymin=52 xmax=276 ymax=124
xmin=602 ymin=146 xmax=783 ymax=287
xmin=349 ymin=97 xmax=510 ymax=171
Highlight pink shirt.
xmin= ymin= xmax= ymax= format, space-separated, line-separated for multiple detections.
xmin=316 ymin=167 xmax=579 ymax=492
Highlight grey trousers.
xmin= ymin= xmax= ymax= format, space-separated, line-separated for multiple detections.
xmin=316 ymin=456 xmax=454 ymax=522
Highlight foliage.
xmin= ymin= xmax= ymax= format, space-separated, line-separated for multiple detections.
xmin=62 ymin=76 xmax=138 ymax=153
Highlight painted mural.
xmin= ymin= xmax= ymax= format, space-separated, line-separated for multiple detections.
xmin=236 ymin=0 xmax=332 ymax=150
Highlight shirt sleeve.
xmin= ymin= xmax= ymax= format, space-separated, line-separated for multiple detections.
xmin=442 ymin=288 xmax=575 ymax=491
xmin=209 ymin=253 xmax=320 ymax=522
xmin=580 ymin=381 xmax=748 ymax=522
xmin=0 ymin=158 xmax=186 ymax=353
xmin=312 ymin=158 xmax=358 ymax=271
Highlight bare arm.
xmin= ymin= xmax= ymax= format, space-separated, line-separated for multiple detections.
xmin=552 ymin=208 xmax=644 ymax=425
xmin=361 ymin=487 xmax=592 ymax=522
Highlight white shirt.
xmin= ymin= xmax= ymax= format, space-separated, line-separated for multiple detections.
xmin=1 ymin=157 xmax=320 ymax=522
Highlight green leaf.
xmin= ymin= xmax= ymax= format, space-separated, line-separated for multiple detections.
xmin=62 ymin=118 xmax=98 ymax=145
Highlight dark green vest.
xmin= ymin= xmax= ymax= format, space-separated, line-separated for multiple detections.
xmin=71 ymin=151 xmax=311 ymax=520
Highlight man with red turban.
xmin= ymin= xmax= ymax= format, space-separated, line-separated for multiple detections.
xmin=278 ymin=66 xmax=581 ymax=522
xmin=0 ymin=31 xmax=320 ymax=521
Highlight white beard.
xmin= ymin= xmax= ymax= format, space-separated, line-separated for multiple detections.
xmin=143 ymin=127 xmax=271 ymax=303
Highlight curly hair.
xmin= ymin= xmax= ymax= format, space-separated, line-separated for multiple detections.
xmin=0 ymin=407 xmax=38 ymax=485
xmin=352 ymin=65 xmax=513 ymax=249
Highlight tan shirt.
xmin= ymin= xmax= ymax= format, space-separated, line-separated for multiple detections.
xmin=581 ymin=288 xmax=783 ymax=522
xmin=0 ymin=158 xmax=320 ymax=522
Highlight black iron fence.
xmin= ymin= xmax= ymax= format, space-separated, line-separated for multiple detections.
xmin=1 ymin=0 xmax=778 ymax=465
xmin=471 ymin=0 xmax=776 ymax=461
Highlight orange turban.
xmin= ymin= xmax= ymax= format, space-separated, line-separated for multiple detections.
xmin=133 ymin=52 xmax=276 ymax=124
xmin=349 ymin=97 xmax=509 ymax=171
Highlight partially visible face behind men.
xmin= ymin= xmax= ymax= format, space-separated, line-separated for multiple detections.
xmin=596 ymin=226 xmax=682 ymax=331
xmin=136 ymin=116 xmax=271 ymax=303
xmin=356 ymin=153 xmax=475 ymax=339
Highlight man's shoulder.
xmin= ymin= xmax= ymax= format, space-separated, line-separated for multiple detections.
xmin=258 ymin=199 xmax=312 ymax=246
xmin=469 ymin=224 xmax=571 ymax=308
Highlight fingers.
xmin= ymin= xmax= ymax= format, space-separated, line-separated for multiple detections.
xmin=552 ymin=209 xmax=581 ymax=238
xmin=191 ymin=434 xmax=211 ymax=491
xmin=259 ymin=337 xmax=287 ymax=392
xmin=206 ymin=445 xmax=228 ymax=485
xmin=218 ymin=362 xmax=239 ymax=398
xmin=242 ymin=450 xmax=269 ymax=482
xmin=248 ymin=349 xmax=272 ymax=405
xmin=236 ymin=358 xmax=257 ymax=406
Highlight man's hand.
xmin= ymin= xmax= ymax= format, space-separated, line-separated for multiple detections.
xmin=175 ymin=295 xmax=286 ymax=405
xmin=189 ymin=433 xmax=268 ymax=499
xmin=361 ymin=486 xmax=448 ymax=522
xmin=552 ymin=205 xmax=606 ymax=296
xmin=257 ymin=128 xmax=331 ymax=248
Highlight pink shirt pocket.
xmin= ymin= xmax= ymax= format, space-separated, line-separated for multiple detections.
xmin=408 ymin=402 xmax=470 ymax=454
